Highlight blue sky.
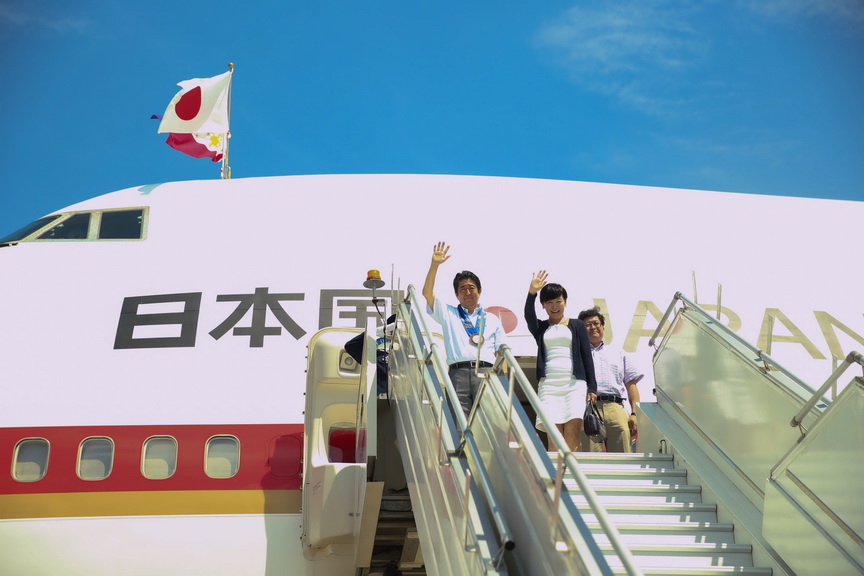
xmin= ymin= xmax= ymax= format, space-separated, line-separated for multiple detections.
xmin=1 ymin=1 xmax=862 ymax=235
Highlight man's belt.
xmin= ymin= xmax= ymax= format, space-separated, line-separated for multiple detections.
xmin=449 ymin=361 xmax=493 ymax=370
xmin=597 ymin=394 xmax=624 ymax=403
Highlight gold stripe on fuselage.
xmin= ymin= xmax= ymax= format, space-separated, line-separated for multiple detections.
xmin=0 ymin=489 xmax=301 ymax=519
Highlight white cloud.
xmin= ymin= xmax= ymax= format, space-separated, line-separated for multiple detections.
xmin=742 ymin=0 xmax=864 ymax=24
xmin=538 ymin=3 xmax=701 ymax=72
xmin=0 ymin=1 xmax=87 ymax=33
xmin=535 ymin=1 xmax=708 ymax=115
xmin=535 ymin=0 xmax=862 ymax=116
xmin=0 ymin=2 xmax=27 ymax=26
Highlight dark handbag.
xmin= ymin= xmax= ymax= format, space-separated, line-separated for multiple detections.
xmin=583 ymin=402 xmax=607 ymax=444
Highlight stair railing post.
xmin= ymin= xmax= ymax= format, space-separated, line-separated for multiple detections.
xmin=438 ymin=400 xmax=449 ymax=466
xmin=551 ymin=451 xmax=567 ymax=550
xmin=462 ymin=469 xmax=478 ymax=552
xmin=506 ymin=367 xmax=516 ymax=447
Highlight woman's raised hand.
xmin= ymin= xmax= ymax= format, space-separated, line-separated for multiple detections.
xmin=529 ymin=270 xmax=548 ymax=295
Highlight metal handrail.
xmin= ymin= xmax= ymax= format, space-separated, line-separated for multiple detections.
xmin=651 ymin=294 xmax=864 ymax=435
xmin=652 ymin=293 xmax=864 ymax=491
xmin=649 ymin=292 xmax=815 ymax=395
xmin=791 ymin=350 xmax=864 ymax=428
xmin=488 ymin=344 xmax=643 ymax=576
xmin=648 ymin=291 xmax=684 ymax=349
xmin=769 ymin=351 xmax=864 ymax=483
xmin=403 ymin=284 xmax=644 ymax=574
xmin=402 ymin=285 xmax=516 ymax=563
xmin=404 ymin=286 xmax=472 ymax=441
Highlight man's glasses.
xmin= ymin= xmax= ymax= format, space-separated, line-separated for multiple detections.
xmin=584 ymin=321 xmax=602 ymax=328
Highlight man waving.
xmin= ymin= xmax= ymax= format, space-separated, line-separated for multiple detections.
xmin=422 ymin=242 xmax=507 ymax=417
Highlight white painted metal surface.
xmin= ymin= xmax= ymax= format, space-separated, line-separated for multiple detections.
xmin=2 ymin=174 xmax=863 ymax=575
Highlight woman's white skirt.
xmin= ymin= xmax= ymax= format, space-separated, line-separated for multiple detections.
xmin=535 ymin=377 xmax=588 ymax=432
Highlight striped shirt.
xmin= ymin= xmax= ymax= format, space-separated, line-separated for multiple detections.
xmin=590 ymin=342 xmax=643 ymax=397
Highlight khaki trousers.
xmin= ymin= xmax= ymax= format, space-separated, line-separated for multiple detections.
xmin=583 ymin=400 xmax=632 ymax=453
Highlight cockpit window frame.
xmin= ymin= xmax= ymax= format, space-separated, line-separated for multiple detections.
xmin=36 ymin=212 xmax=93 ymax=241
xmin=0 ymin=215 xmax=62 ymax=245
xmin=98 ymin=208 xmax=147 ymax=240
xmin=2 ymin=207 xmax=149 ymax=245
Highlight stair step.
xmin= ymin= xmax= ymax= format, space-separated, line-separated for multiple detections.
xmin=591 ymin=521 xmax=735 ymax=533
xmin=578 ymin=500 xmax=717 ymax=524
xmin=602 ymin=542 xmax=754 ymax=568
xmin=566 ymin=478 xmax=703 ymax=491
xmin=378 ymin=509 xmax=416 ymax=520
xmin=376 ymin=521 xmax=417 ymax=530
xmin=374 ymin=534 xmax=409 ymax=545
xmin=580 ymin=510 xmax=718 ymax=524
xmin=614 ymin=567 xmax=773 ymax=576
xmin=577 ymin=502 xmax=716 ymax=513
xmin=566 ymin=451 xmax=675 ymax=462
xmin=581 ymin=470 xmax=688 ymax=480
xmin=572 ymin=492 xmax=705 ymax=505
xmin=372 ymin=489 xmax=418 ymax=570
xmin=380 ymin=492 xmax=412 ymax=511
xmin=576 ymin=464 xmax=688 ymax=477
xmin=382 ymin=491 xmax=411 ymax=500
xmin=594 ymin=530 xmax=737 ymax=547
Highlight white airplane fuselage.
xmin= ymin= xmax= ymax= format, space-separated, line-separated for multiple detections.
xmin=1 ymin=174 xmax=861 ymax=575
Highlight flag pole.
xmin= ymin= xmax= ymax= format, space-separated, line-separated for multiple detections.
xmin=221 ymin=62 xmax=234 ymax=179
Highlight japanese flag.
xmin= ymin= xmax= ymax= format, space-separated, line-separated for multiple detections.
xmin=157 ymin=70 xmax=231 ymax=134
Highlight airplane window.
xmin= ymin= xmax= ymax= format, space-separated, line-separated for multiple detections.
xmin=0 ymin=215 xmax=62 ymax=244
xmin=78 ymin=437 xmax=114 ymax=480
xmin=99 ymin=209 xmax=143 ymax=239
xmin=37 ymin=213 xmax=91 ymax=240
xmin=12 ymin=438 xmax=49 ymax=482
xmin=142 ymin=436 xmax=177 ymax=479
xmin=205 ymin=436 xmax=240 ymax=479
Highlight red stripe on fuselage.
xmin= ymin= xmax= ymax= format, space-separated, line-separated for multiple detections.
xmin=0 ymin=424 xmax=303 ymax=495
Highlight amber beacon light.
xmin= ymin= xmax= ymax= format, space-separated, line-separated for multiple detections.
xmin=363 ymin=269 xmax=385 ymax=290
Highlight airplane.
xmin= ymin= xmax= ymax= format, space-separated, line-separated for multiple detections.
xmin=1 ymin=173 xmax=861 ymax=575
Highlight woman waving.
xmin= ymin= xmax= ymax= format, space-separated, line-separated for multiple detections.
xmin=524 ymin=270 xmax=597 ymax=451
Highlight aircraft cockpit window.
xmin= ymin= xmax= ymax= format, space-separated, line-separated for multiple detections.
xmin=0 ymin=215 xmax=61 ymax=245
xmin=99 ymin=209 xmax=144 ymax=239
xmin=142 ymin=436 xmax=177 ymax=479
xmin=37 ymin=213 xmax=91 ymax=240
xmin=1 ymin=207 xmax=147 ymax=245
xmin=78 ymin=437 xmax=114 ymax=481
xmin=12 ymin=438 xmax=50 ymax=482
xmin=205 ymin=436 xmax=240 ymax=479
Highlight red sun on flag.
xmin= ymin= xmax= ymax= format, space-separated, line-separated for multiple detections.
xmin=175 ymin=87 xmax=202 ymax=121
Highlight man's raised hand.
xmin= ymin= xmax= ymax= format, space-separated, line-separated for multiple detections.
xmin=431 ymin=242 xmax=451 ymax=266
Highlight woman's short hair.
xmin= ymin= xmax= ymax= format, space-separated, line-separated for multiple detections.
xmin=539 ymin=283 xmax=567 ymax=305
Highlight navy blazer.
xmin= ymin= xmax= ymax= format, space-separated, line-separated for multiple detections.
xmin=524 ymin=292 xmax=597 ymax=394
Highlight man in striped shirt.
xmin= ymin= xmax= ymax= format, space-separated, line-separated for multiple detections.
xmin=578 ymin=306 xmax=643 ymax=452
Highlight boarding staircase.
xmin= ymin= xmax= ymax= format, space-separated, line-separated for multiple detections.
xmin=301 ymin=287 xmax=864 ymax=576
xmin=569 ymin=452 xmax=768 ymax=575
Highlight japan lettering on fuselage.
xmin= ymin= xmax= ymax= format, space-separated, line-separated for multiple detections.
xmin=114 ymin=288 xmax=404 ymax=349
